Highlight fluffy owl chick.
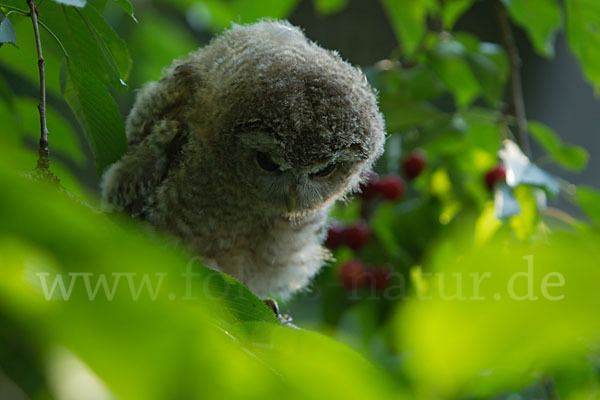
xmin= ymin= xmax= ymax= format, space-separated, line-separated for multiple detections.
xmin=101 ymin=20 xmax=386 ymax=300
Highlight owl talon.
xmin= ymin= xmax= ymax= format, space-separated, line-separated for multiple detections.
xmin=263 ymin=298 xmax=300 ymax=329
xmin=263 ymin=298 xmax=280 ymax=315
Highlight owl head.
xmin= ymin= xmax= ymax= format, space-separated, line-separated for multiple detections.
xmin=162 ymin=20 xmax=386 ymax=217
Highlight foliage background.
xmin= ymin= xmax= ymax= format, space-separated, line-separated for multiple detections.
xmin=1 ymin=0 xmax=600 ymax=399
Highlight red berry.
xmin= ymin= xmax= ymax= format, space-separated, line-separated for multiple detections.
xmin=377 ymin=175 xmax=405 ymax=201
xmin=484 ymin=163 xmax=507 ymax=191
xmin=366 ymin=266 xmax=392 ymax=291
xmin=402 ymin=150 xmax=427 ymax=180
xmin=338 ymin=260 xmax=367 ymax=290
xmin=325 ymin=224 xmax=344 ymax=249
xmin=359 ymin=174 xmax=380 ymax=200
xmin=342 ymin=222 xmax=371 ymax=251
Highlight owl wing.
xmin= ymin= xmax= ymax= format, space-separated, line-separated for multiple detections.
xmin=100 ymin=120 xmax=188 ymax=217
xmin=101 ymin=63 xmax=201 ymax=217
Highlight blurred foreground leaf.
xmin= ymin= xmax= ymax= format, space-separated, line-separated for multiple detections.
xmin=399 ymin=228 xmax=600 ymax=397
xmin=0 ymin=154 xmax=407 ymax=399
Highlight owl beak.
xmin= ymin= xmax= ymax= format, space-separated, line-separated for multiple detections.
xmin=286 ymin=186 xmax=297 ymax=213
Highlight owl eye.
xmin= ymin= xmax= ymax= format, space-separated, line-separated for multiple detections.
xmin=256 ymin=151 xmax=280 ymax=172
xmin=311 ymin=162 xmax=337 ymax=178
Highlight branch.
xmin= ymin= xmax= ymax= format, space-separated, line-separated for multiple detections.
xmin=495 ymin=0 xmax=531 ymax=156
xmin=26 ymin=0 xmax=50 ymax=170
xmin=0 ymin=3 xmax=29 ymax=14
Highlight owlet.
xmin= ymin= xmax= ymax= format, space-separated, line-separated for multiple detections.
xmin=101 ymin=20 xmax=386 ymax=300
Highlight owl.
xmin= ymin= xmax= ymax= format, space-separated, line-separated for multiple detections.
xmin=101 ymin=20 xmax=386 ymax=301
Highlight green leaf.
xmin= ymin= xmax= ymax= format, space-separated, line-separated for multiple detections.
xmin=0 ymin=9 xmax=17 ymax=47
xmin=379 ymin=95 xmax=446 ymax=132
xmin=0 ymin=154 xmax=411 ymax=399
xmin=429 ymin=40 xmax=481 ymax=108
xmin=39 ymin=2 xmax=124 ymax=88
xmin=399 ymin=230 xmax=600 ymax=397
xmin=369 ymin=65 xmax=446 ymax=101
xmin=381 ymin=0 xmax=436 ymax=56
xmin=465 ymin=42 xmax=509 ymax=106
xmin=528 ymin=121 xmax=588 ymax=170
xmin=0 ymin=166 xmax=276 ymax=400
xmin=576 ymin=185 xmax=600 ymax=226
xmin=441 ymin=0 xmax=476 ymax=29
xmin=502 ymin=0 xmax=562 ymax=57
xmin=79 ymin=3 xmax=132 ymax=81
xmin=235 ymin=322 xmax=408 ymax=399
xmin=50 ymin=0 xmax=87 ymax=6
xmin=177 ymin=0 xmax=300 ymax=31
xmin=313 ymin=0 xmax=349 ymax=15
xmin=565 ymin=0 xmax=600 ymax=89
xmin=60 ymin=62 xmax=126 ymax=174
xmin=111 ymin=0 xmax=136 ymax=22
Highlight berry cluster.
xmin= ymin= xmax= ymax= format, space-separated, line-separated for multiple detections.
xmin=326 ymin=151 xmax=508 ymax=296
xmin=327 ymin=150 xmax=430 ymax=293
xmin=360 ymin=150 xmax=428 ymax=201
xmin=338 ymin=260 xmax=392 ymax=291
xmin=325 ymin=222 xmax=370 ymax=251
xmin=360 ymin=175 xmax=405 ymax=201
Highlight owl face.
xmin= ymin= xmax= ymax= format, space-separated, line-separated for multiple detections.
xmin=184 ymin=20 xmax=385 ymax=218
xmin=227 ymin=130 xmax=366 ymax=216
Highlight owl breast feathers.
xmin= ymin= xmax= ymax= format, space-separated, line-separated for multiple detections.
xmin=101 ymin=20 xmax=386 ymax=300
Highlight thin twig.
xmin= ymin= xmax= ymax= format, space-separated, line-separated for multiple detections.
xmin=26 ymin=0 xmax=50 ymax=170
xmin=0 ymin=3 xmax=29 ymax=14
xmin=5 ymin=10 xmax=28 ymax=17
xmin=38 ymin=19 xmax=69 ymax=59
xmin=495 ymin=0 xmax=531 ymax=156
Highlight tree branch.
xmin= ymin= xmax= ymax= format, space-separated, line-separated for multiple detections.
xmin=26 ymin=0 xmax=50 ymax=170
xmin=495 ymin=0 xmax=531 ymax=156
